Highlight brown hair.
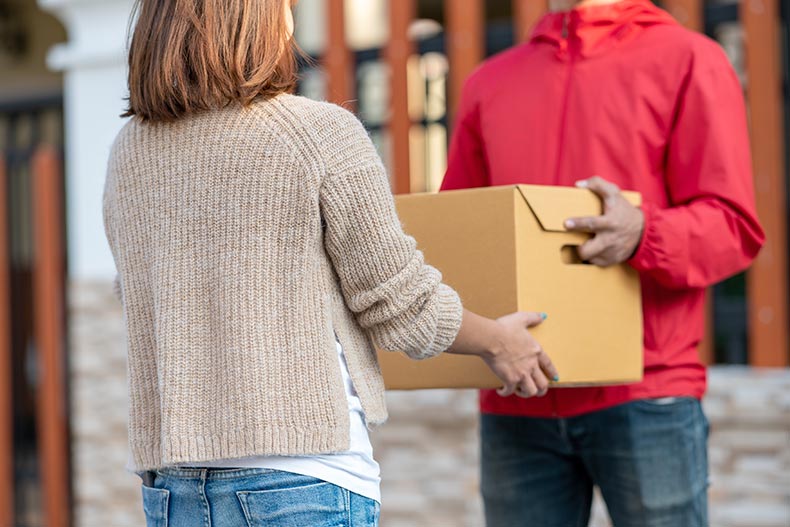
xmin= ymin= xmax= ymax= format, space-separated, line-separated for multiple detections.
xmin=124 ymin=0 xmax=299 ymax=122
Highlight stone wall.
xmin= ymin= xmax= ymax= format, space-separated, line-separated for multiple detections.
xmin=69 ymin=281 xmax=144 ymax=527
xmin=372 ymin=374 xmax=790 ymax=527
xmin=705 ymin=368 xmax=790 ymax=527
xmin=69 ymin=281 xmax=790 ymax=526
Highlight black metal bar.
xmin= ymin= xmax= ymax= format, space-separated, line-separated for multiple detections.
xmin=0 ymin=95 xmax=62 ymax=117
xmin=703 ymin=3 xmax=739 ymax=36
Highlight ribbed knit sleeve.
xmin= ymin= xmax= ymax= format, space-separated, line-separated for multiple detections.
xmin=315 ymin=106 xmax=463 ymax=360
xmin=112 ymin=274 xmax=122 ymax=301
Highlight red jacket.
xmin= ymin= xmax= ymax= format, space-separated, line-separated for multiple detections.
xmin=441 ymin=0 xmax=765 ymax=417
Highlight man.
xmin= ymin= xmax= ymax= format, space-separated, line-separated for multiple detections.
xmin=441 ymin=0 xmax=765 ymax=526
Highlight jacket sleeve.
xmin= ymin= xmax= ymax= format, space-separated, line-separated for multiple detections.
xmin=317 ymin=105 xmax=463 ymax=359
xmin=441 ymin=74 xmax=490 ymax=191
xmin=629 ymin=43 xmax=765 ymax=289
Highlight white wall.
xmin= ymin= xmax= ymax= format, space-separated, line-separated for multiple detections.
xmin=39 ymin=0 xmax=133 ymax=280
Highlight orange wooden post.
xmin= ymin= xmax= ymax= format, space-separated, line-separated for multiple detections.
xmin=742 ymin=0 xmax=789 ymax=367
xmin=0 ymin=155 xmax=14 ymax=525
xmin=662 ymin=0 xmax=703 ymax=31
xmin=325 ymin=0 xmax=355 ymax=108
xmin=513 ymin=0 xmax=549 ymax=43
xmin=445 ymin=0 xmax=485 ymax=122
xmin=385 ymin=0 xmax=415 ymax=194
xmin=32 ymin=146 xmax=70 ymax=527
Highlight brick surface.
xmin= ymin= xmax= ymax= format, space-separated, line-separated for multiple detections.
xmin=70 ymin=280 xmax=145 ymax=527
xmin=69 ymin=280 xmax=790 ymax=527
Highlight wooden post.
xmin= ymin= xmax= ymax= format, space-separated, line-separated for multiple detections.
xmin=742 ymin=0 xmax=789 ymax=367
xmin=661 ymin=0 xmax=703 ymax=31
xmin=445 ymin=0 xmax=485 ymax=122
xmin=32 ymin=146 xmax=70 ymax=527
xmin=513 ymin=0 xmax=549 ymax=43
xmin=325 ymin=0 xmax=356 ymax=108
xmin=0 ymin=155 xmax=14 ymax=525
xmin=385 ymin=0 xmax=415 ymax=194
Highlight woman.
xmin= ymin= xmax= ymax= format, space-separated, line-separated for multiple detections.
xmin=103 ymin=1 xmax=558 ymax=526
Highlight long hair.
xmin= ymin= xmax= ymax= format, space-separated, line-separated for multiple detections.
xmin=123 ymin=0 xmax=299 ymax=122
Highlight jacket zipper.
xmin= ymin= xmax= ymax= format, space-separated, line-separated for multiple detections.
xmin=554 ymin=13 xmax=576 ymax=187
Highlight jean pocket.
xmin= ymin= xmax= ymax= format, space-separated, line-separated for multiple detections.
xmin=141 ymin=484 xmax=170 ymax=527
xmin=635 ymin=396 xmax=695 ymax=410
xmin=236 ymin=481 xmax=347 ymax=527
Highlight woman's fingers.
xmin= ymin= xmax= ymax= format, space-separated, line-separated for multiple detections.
xmin=497 ymin=384 xmax=517 ymax=397
xmin=532 ymin=368 xmax=550 ymax=396
xmin=539 ymin=352 xmax=560 ymax=382
xmin=523 ymin=311 xmax=547 ymax=328
xmin=516 ymin=376 xmax=538 ymax=398
xmin=498 ymin=358 xmax=559 ymax=399
xmin=498 ymin=311 xmax=546 ymax=329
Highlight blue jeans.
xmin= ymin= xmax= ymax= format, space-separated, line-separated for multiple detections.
xmin=139 ymin=467 xmax=380 ymax=527
xmin=481 ymin=398 xmax=709 ymax=527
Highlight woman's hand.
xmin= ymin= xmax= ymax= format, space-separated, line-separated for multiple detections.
xmin=483 ymin=312 xmax=558 ymax=398
xmin=447 ymin=309 xmax=558 ymax=398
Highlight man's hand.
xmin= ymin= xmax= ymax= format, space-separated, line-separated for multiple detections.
xmin=564 ymin=176 xmax=645 ymax=267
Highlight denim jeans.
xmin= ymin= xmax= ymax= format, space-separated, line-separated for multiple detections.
xmin=139 ymin=467 xmax=380 ymax=527
xmin=481 ymin=397 xmax=709 ymax=527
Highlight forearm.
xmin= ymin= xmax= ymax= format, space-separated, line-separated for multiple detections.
xmin=445 ymin=309 xmax=501 ymax=359
xmin=629 ymin=199 xmax=764 ymax=289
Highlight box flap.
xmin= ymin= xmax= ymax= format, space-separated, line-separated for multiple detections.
xmin=516 ymin=185 xmax=642 ymax=233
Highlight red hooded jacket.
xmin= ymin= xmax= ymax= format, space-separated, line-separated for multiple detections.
xmin=441 ymin=0 xmax=765 ymax=417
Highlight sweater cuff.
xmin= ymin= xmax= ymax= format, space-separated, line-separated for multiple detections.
xmin=424 ymin=284 xmax=464 ymax=358
xmin=628 ymin=202 xmax=663 ymax=273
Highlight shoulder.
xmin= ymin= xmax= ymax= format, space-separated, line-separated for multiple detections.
xmin=645 ymin=24 xmax=735 ymax=75
xmin=266 ymin=94 xmax=368 ymax=139
xmin=107 ymin=118 xmax=143 ymax=167
xmin=462 ymin=44 xmax=533 ymax=98
xmin=260 ymin=94 xmax=380 ymax=174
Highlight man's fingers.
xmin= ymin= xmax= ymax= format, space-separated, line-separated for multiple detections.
xmin=539 ymin=353 xmax=559 ymax=382
xmin=590 ymin=256 xmax=612 ymax=267
xmin=577 ymin=236 xmax=607 ymax=261
xmin=576 ymin=176 xmax=620 ymax=200
xmin=564 ymin=215 xmax=610 ymax=233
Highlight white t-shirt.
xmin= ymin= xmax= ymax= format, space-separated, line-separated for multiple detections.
xmin=193 ymin=341 xmax=382 ymax=503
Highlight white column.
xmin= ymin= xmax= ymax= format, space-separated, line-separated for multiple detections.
xmin=38 ymin=0 xmax=134 ymax=280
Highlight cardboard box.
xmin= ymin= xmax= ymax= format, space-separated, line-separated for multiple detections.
xmin=377 ymin=184 xmax=644 ymax=390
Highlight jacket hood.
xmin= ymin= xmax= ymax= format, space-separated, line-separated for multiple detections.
xmin=531 ymin=0 xmax=678 ymax=58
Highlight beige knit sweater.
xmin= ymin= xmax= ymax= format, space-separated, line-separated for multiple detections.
xmin=103 ymin=94 xmax=463 ymax=471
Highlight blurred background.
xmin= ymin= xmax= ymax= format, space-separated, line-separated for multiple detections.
xmin=0 ymin=0 xmax=788 ymax=525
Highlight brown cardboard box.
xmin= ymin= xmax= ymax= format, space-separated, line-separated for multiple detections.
xmin=377 ymin=184 xmax=644 ymax=390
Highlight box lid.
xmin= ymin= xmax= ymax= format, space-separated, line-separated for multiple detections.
xmin=516 ymin=184 xmax=642 ymax=233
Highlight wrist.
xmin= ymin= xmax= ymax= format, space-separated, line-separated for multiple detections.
xmin=628 ymin=208 xmax=646 ymax=260
xmin=480 ymin=320 xmax=507 ymax=360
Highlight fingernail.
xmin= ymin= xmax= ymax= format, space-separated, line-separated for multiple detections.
xmin=575 ymin=180 xmax=588 ymax=188
xmin=541 ymin=312 xmax=548 ymax=320
xmin=564 ymin=219 xmax=575 ymax=229
xmin=553 ymin=376 xmax=560 ymax=382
